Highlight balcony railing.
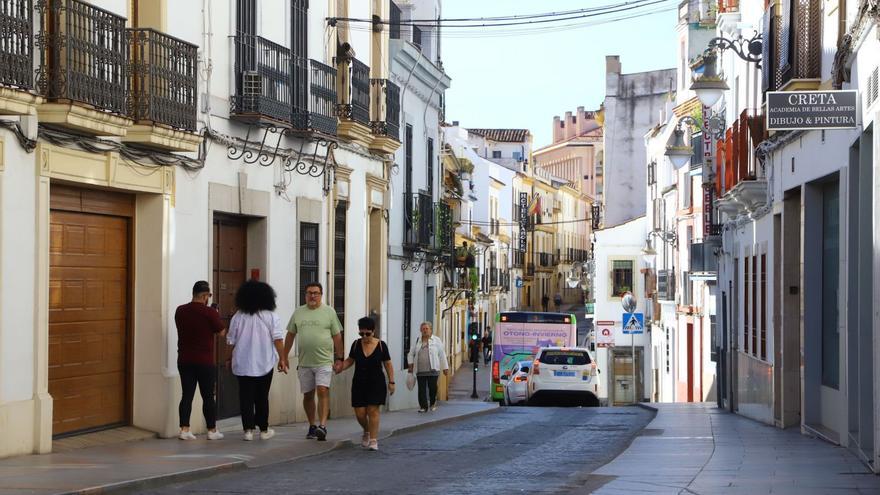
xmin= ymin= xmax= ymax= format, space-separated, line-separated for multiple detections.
xmin=512 ymin=250 xmax=524 ymax=268
xmin=384 ymin=79 xmax=400 ymax=140
xmin=232 ymin=34 xmax=291 ymax=124
xmin=370 ymin=78 xmax=400 ymax=140
xmin=434 ymin=201 xmax=454 ymax=257
xmin=403 ymin=191 xmax=434 ymax=250
xmin=128 ymin=29 xmax=197 ymax=131
xmin=338 ymin=57 xmax=370 ymax=126
xmin=717 ymin=109 xmax=766 ymax=195
xmin=0 ymin=0 xmax=33 ymax=89
xmin=39 ymin=0 xmax=127 ymax=115
xmin=291 ymin=58 xmax=337 ymax=135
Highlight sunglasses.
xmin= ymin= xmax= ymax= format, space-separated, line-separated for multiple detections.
xmin=358 ymin=331 xmax=373 ymax=337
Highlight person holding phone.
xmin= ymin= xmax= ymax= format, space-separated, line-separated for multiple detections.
xmin=175 ymin=281 xmax=226 ymax=440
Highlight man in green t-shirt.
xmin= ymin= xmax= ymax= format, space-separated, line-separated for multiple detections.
xmin=284 ymin=282 xmax=343 ymax=441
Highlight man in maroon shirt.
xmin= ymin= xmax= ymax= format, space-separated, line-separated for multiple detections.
xmin=175 ymin=280 xmax=225 ymax=440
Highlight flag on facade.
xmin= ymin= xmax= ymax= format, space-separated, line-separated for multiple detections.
xmin=528 ymin=194 xmax=541 ymax=216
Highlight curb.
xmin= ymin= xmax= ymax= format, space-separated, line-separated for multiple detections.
xmin=63 ymin=405 xmax=499 ymax=495
xmin=634 ymin=402 xmax=659 ymax=412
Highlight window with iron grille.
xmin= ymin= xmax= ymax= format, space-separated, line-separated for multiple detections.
xmin=389 ymin=1 xmax=401 ymax=40
xmin=291 ymin=0 xmax=308 ymax=121
xmin=412 ymin=25 xmax=422 ymax=50
xmin=299 ymin=222 xmax=319 ymax=305
xmin=333 ymin=202 xmax=346 ymax=334
xmin=427 ymin=138 xmax=434 ymax=196
xmin=405 ymin=124 xmax=413 ymax=194
xmin=403 ymin=280 xmax=412 ymax=368
xmin=611 ymin=260 xmax=633 ymax=297
xmin=237 ymin=0 xmax=256 ymax=35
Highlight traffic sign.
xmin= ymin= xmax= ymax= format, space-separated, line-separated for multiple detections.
xmin=596 ymin=320 xmax=615 ymax=347
xmin=622 ymin=313 xmax=644 ymax=334
xmin=515 ymin=277 xmax=524 ymax=288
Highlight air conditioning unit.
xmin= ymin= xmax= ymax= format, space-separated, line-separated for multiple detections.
xmin=243 ymin=71 xmax=263 ymax=97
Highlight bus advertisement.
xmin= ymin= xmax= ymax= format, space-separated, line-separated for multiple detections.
xmin=490 ymin=312 xmax=577 ymax=401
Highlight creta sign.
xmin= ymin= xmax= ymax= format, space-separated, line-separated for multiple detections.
xmin=766 ymin=90 xmax=858 ymax=131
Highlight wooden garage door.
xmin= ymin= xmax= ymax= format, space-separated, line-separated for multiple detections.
xmin=49 ymin=209 xmax=129 ymax=435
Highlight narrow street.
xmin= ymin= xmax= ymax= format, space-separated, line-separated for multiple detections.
xmin=133 ymin=407 xmax=653 ymax=495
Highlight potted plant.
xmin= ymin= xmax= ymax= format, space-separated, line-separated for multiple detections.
xmin=455 ymin=243 xmax=476 ymax=268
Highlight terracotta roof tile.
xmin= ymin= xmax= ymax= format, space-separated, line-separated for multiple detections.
xmin=466 ymin=128 xmax=531 ymax=143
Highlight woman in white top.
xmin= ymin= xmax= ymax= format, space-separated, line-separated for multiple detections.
xmin=226 ymin=280 xmax=288 ymax=441
xmin=406 ymin=321 xmax=449 ymax=412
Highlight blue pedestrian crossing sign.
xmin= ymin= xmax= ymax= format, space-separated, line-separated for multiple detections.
xmin=622 ymin=313 xmax=644 ymax=334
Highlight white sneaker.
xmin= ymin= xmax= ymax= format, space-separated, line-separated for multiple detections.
xmin=368 ymin=439 xmax=378 ymax=451
xmin=207 ymin=430 xmax=224 ymax=440
xmin=260 ymin=429 xmax=275 ymax=440
xmin=243 ymin=430 xmax=254 ymax=441
xmin=361 ymin=431 xmax=370 ymax=449
xmin=178 ymin=431 xmax=197 ymax=441
xmin=430 ymin=404 xmax=439 ymax=412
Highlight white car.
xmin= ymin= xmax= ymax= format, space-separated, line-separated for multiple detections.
xmin=527 ymin=347 xmax=600 ymax=406
xmin=501 ymin=360 xmax=532 ymax=405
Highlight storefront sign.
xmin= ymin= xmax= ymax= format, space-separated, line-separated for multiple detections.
xmin=518 ymin=192 xmax=528 ymax=252
xmin=702 ymin=104 xmax=714 ymax=237
xmin=766 ymin=90 xmax=858 ymax=131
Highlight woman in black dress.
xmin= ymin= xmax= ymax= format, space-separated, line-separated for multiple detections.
xmin=337 ymin=316 xmax=395 ymax=451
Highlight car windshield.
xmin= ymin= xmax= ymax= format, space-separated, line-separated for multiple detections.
xmin=539 ymin=350 xmax=590 ymax=366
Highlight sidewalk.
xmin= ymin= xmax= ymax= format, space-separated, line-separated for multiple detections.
xmin=584 ymin=402 xmax=880 ymax=494
xmin=0 ymin=401 xmax=496 ymax=495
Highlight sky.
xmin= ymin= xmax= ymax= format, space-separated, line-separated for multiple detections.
xmin=441 ymin=0 xmax=680 ymax=149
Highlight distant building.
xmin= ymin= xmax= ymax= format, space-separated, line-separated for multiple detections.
xmin=601 ymin=56 xmax=676 ymax=227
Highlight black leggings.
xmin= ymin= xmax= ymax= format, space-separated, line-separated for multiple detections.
xmin=417 ymin=374 xmax=439 ymax=410
xmin=178 ymin=363 xmax=217 ymax=429
xmin=237 ymin=371 xmax=273 ymax=432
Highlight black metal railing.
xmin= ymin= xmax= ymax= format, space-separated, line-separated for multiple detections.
xmin=0 ymin=0 xmax=33 ymax=89
xmin=232 ymin=33 xmax=292 ymax=124
xmin=538 ymin=252 xmax=553 ymax=267
xmin=294 ymin=58 xmax=337 ymax=135
xmin=384 ymin=79 xmax=400 ymax=140
xmin=347 ymin=57 xmax=370 ymax=126
xmin=434 ymin=201 xmax=454 ymax=257
xmin=370 ymin=78 xmax=399 ymax=140
xmin=403 ymin=191 xmax=434 ymax=249
xmin=38 ymin=0 xmax=127 ymax=115
xmin=490 ymin=269 xmax=498 ymax=287
xmin=512 ymin=250 xmax=524 ymax=268
xmin=128 ymin=28 xmax=197 ymax=131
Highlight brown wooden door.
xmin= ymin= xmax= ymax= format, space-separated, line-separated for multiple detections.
xmin=49 ymin=211 xmax=129 ymax=435
xmin=213 ymin=215 xmax=247 ymax=419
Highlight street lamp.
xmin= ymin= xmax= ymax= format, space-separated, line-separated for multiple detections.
xmin=690 ymin=49 xmax=729 ymax=108
xmin=640 ymin=238 xmax=657 ymax=264
xmin=690 ymin=32 xmax=762 ymax=108
xmin=665 ymin=125 xmax=694 ymax=169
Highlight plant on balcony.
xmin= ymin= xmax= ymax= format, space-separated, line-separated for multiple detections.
xmin=616 ymin=286 xmax=632 ymax=297
xmin=468 ymin=267 xmax=479 ymax=293
xmin=455 ymin=244 xmax=476 ymax=268
xmin=457 ymin=157 xmax=474 ymax=180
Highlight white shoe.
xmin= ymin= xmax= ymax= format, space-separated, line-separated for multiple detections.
xmin=260 ymin=429 xmax=275 ymax=440
xmin=430 ymin=404 xmax=439 ymax=412
xmin=178 ymin=431 xmax=197 ymax=441
xmin=368 ymin=439 xmax=378 ymax=451
xmin=243 ymin=430 xmax=254 ymax=441
xmin=207 ymin=430 xmax=224 ymax=440
xmin=361 ymin=431 xmax=370 ymax=449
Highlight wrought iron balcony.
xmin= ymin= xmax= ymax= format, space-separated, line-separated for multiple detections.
xmin=37 ymin=0 xmax=128 ymax=115
xmin=291 ymin=58 xmax=337 ymax=136
xmin=231 ymin=34 xmax=292 ymax=125
xmin=433 ymin=201 xmax=454 ymax=257
xmin=337 ymin=57 xmax=370 ymax=127
xmin=370 ymin=78 xmax=400 ymax=141
xmin=128 ymin=29 xmax=197 ymax=131
xmin=0 ymin=0 xmax=33 ymax=90
xmin=403 ymin=191 xmax=435 ymax=250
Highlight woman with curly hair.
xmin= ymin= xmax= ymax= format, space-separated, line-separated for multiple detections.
xmin=226 ymin=280 xmax=288 ymax=441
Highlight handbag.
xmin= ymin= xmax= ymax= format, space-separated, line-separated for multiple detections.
xmin=406 ymin=371 xmax=416 ymax=391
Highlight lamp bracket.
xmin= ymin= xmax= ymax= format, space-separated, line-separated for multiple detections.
xmin=708 ymin=32 xmax=763 ymax=68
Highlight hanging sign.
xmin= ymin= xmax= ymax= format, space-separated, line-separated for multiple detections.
xmin=766 ymin=90 xmax=858 ymax=131
xmin=518 ymin=192 xmax=528 ymax=252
